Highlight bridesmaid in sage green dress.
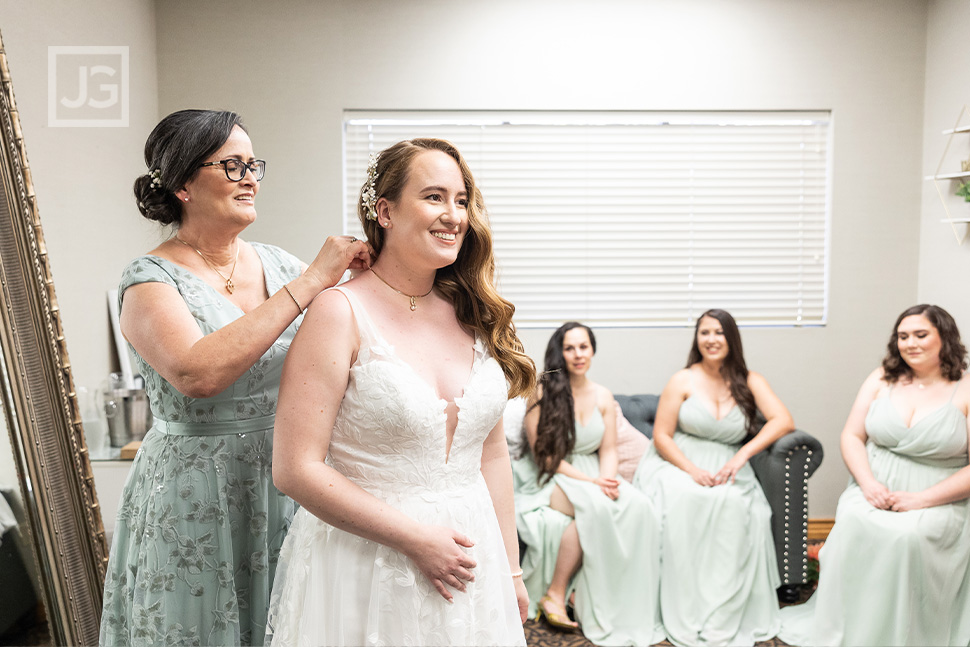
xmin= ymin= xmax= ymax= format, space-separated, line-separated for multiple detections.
xmin=632 ymin=309 xmax=794 ymax=647
xmin=779 ymin=304 xmax=970 ymax=647
xmin=513 ymin=322 xmax=664 ymax=646
xmin=99 ymin=110 xmax=371 ymax=646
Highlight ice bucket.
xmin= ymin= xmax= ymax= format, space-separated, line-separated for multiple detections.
xmin=104 ymin=388 xmax=152 ymax=447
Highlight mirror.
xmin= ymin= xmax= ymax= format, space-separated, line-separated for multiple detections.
xmin=0 ymin=30 xmax=108 ymax=647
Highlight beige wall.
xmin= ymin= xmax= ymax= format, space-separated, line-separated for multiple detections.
xmin=0 ymin=0 xmax=947 ymax=517
xmin=0 ymin=0 xmax=160 ymax=393
xmin=919 ymin=0 xmax=970 ymax=321
xmin=0 ymin=0 xmax=158 ymax=508
xmin=154 ymin=0 xmax=930 ymax=516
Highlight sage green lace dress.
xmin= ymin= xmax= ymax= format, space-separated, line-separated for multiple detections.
xmin=99 ymin=243 xmax=301 ymax=647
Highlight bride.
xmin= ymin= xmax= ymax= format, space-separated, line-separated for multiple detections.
xmin=265 ymin=139 xmax=535 ymax=646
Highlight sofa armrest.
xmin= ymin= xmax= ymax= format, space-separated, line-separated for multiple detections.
xmin=748 ymin=429 xmax=824 ymax=586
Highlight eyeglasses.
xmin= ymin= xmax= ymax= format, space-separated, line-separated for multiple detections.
xmin=198 ymin=158 xmax=266 ymax=182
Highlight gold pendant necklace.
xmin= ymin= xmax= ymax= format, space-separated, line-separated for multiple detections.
xmin=370 ymin=268 xmax=433 ymax=311
xmin=175 ymin=236 xmax=239 ymax=294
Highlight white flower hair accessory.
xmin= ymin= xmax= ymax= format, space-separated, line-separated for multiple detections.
xmin=362 ymin=153 xmax=380 ymax=221
xmin=149 ymin=168 xmax=163 ymax=190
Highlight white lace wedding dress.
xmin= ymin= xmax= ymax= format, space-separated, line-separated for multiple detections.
xmin=265 ymin=286 xmax=525 ymax=647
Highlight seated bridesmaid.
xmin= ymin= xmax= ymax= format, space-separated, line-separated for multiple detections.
xmin=632 ymin=308 xmax=794 ymax=647
xmin=513 ymin=322 xmax=663 ymax=646
xmin=779 ymin=304 xmax=970 ymax=647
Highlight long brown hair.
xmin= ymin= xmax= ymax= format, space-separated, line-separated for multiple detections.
xmin=532 ymin=322 xmax=596 ymax=484
xmin=687 ymin=309 xmax=758 ymax=435
xmin=357 ymin=138 xmax=535 ymax=398
xmin=882 ymin=304 xmax=967 ymax=383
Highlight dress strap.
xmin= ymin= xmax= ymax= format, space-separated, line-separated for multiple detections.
xmin=948 ymin=379 xmax=962 ymax=402
xmin=251 ymin=242 xmax=303 ymax=296
xmin=329 ymin=286 xmax=382 ymax=349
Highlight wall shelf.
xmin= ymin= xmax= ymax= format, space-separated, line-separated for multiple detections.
xmin=929 ymin=106 xmax=970 ymax=244
xmin=927 ymin=171 xmax=970 ymax=181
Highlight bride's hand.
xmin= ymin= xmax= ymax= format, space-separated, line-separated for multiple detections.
xmin=406 ymin=525 xmax=478 ymax=602
xmin=513 ymin=577 xmax=529 ymax=623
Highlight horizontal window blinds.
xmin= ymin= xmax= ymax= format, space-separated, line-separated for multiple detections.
xmin=344 ymin=112 xmax=830 ymax=327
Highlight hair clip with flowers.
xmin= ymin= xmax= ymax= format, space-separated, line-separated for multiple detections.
xmin=362 ymin=153 xmax=380 ymax=221
xmin=150 ymin=168 xmax=163 ymax=190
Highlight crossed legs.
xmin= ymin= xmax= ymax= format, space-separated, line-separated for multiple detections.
xmin=539 ymin=484 xmax=582 ymax=630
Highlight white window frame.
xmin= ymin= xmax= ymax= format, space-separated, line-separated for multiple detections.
xmin=343 ymin=110 xmax=832 ymax=328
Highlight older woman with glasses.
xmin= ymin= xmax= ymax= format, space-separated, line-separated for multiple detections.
xmin=99 ymin=109 xmax=371 ymax=647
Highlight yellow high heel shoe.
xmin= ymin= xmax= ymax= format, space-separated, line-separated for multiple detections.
xmin=537 ymin=595 xmax=579 ymax=632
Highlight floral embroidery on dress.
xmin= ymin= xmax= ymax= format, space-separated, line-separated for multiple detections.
xmin=100 ymin=243 xmax=303 ymax=647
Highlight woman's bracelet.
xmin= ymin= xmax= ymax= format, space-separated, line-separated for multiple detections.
xmin=282 ymin=284 xmax=304 ymax=312
xmin=510 ymin=569 xmax=523 ymax=578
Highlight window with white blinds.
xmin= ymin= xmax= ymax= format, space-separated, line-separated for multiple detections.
xmin=343 ymin=111 xmax=831 ymax=327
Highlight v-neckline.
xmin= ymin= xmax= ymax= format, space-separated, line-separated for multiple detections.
xmin=576 ymin=406 xmax=601 ymax=428
xmin=375 ymin=329 xmax=480 ymax=466
xmin=687 ymin=394 xmax=739 ymax=422
xmin=340 ymin=286 xmax=481 ymax=465
xmin=379 ymin=335 xmax=480 ymax=406
xmin=884 ymin=395 xmax=957 ymax=430
xmin=148 ymin=243 xmax=272 ymax=315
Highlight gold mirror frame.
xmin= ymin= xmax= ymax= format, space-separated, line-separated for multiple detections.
xmin=0 ymin=30 xmax=108 ymax=646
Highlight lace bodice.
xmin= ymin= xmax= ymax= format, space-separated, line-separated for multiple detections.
xmin=265 ymin=287 xmax=524 ymax=646
xmin=326 ymin=287 xmax=509 ymax=504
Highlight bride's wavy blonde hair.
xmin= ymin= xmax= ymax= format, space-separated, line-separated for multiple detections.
xmin=358 ymin=138 xmax=535 ymax=398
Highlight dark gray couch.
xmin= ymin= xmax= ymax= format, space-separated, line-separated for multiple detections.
xmin=614 ymin=394 xmax=823 ymax=601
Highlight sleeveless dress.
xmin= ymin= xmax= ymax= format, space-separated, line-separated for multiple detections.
xmin=779 ymin=385 xmax=970 ymax=647
xmin=632 ymin=394 xmax=780 ymax=647
xmin=264 ymin=286 xmax=525 ymax=647
xmin=99 ymin=243 xmax=302 ymax=647
xmin=512 ymin=408 xmax=665 ymax=646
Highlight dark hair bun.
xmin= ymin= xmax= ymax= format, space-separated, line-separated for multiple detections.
xmin=134 ymin=109 xmax=245 ymax=226
xmin=134 ymin=173 xmax=181 ymax=225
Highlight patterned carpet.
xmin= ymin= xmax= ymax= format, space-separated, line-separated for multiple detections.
xmin=524 ymin=619 xmax=793 ymax=646
xmin=523 ymin=586 xmax=815 ymax=646
xmin=0 ymin=589 xmax=812 ymax=646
